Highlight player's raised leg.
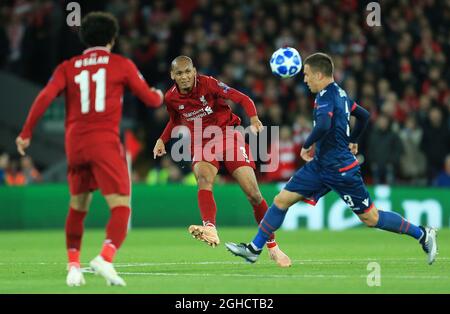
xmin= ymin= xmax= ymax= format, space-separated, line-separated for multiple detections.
xmin=89 ymin=194 xmax=129 ymax=286
xmin=189 ymin=161 xmax=220 ymax=247
xmin=65 ymin=193 xmax=91 ymax=287
xmin=331 ymin=164 xmax=438 ymax=265
xmin=231 ymin=165 xmax=291 ymax=267
xmin=226 ymin=189 xmax=303 ymax=263
xmin=357 ymin=205 xmax=438 ymax=265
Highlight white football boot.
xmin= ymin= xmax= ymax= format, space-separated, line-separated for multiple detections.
xmin=66 ymin=264 xmax=86 ymax=287
xmin=419 ymin=227 xmax=438 ymax=265
xmin=89 ymin=256 xmax=126 ymax=286
xmin=225 ymin=242 xmax=261 ymax=263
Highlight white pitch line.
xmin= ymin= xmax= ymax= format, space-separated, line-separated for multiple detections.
xmin=105 ymin=271 xmax=450 ymax=280
xmin=118 ymin=272 xmax=349 ymax=279
xmin=0 ymin=257 xmax=449 ymax=267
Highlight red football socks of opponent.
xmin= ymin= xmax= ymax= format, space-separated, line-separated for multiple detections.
xmin=65 ymin=208 xmax=87 ymax=267
xmin=198 ymin=189 xmax=217 ymax=226
xmin=101 ymin=206 xmax=131 ymax=262
xmin=252 ymin=199 xmax=275 ymax=242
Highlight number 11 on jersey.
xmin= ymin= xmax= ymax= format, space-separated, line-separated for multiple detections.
xmin=74 ymin=68 xmax=106 ymax=114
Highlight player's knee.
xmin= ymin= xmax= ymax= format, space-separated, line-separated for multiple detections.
xmin=69 ymin=199 xmax=89 ymax=212
xmin=246 ymin=189 xmax=263 ymax=205
xmin=360 ymin=212 xmax=379 ymax=227
xmin=273 ymin=194 xmax=290 ymax=210
xmin=196 ymin=174 xmax=214 ymax=190
xmin=105 ymin=194 xmax=130 ymax=209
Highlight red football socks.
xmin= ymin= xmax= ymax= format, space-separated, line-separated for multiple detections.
xmin=198 ymin=189 xmax=217 ymax=226
xmin=252 ymin=199 xmax=267 ymax=223
xmin=67 ymin=249 xmax=81 ymax=267
xmin=65 ymin=208 xmax=87 ymax=266
xmin=252 ymin=199 xmax=275 ymax=242
xmin=65 ymin=208 xmax=87 ymax=250
xmin=101 ymin=206 xmax=131 ymax=262
xmin=266 ymin=240 xmax=278 ymax=248
xmin=100 ymin=242 xmax=117 ymax=263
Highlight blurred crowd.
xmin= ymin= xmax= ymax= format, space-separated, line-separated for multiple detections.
xmin=0 ymin=0 xmax=449 ymax=186
xmin=0 ymin=151 xmax=42 ymax=186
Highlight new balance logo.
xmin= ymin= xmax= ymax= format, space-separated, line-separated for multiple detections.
xmin=362 ymin=198 xmax=369 ymax=207
xmin=204 ymin=106 xmax=213 ymax=114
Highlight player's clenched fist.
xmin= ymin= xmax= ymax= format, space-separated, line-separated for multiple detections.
xmin=300 ymin=146 xmax=313 ymax=162
xmin=153 ymin=138 xmax=166 ymax=159
xmin=349 ymin=143 xmax=358 ymax=155
xmin=151 ymin=88 xmax=164 ymax=104
xmin=250 ymin=116 xmax=264 ymax=135
xmin=16 ymin=136 xmax=30 ymax=156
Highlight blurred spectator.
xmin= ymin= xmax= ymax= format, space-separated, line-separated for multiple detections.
xmin=146 ymin=156 xmax=188 ymax=184
xmin=292 ymin=114 xmax=312 ymax=168
xmin=398 ymin=116 xmax=426 ymax=184
xmin=0 ymin=152 xmax=10 ymax=185
xmin=5 ymin=158 xmax=26 ymax=186
xmin=265 ymin=126 xmax=297 ymax=182
xmin=368 ymin=115 xmax=403 ymax=185
xmin=1 ymin=0 xmax=449 ymax=186
xmin=421 ymin=107 xmax=450 ymax=183
xmin=433 ymin=154 xmax=450 ymax=187
xmin=292 ymin=114 xmax=312 ymax=148
xmin=20 ymin=155 xmax=41 ymax=184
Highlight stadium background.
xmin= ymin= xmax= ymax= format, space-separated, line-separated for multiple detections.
xmin=0 ymin=0 xmax=449 ymax=230
xmin=0 ymin=0 xmax=449 ymax=295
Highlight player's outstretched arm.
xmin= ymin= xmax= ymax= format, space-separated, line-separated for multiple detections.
xmin=349 ymin=103 xmax=370 ymax=144
xmin=124 ymin=59 xmax=163 ymax=107
xmin=301 ymin=114 xmax=332 ymax=161
xmin=157 ymin=103 xmax=181 ymax=151
xmin=18 ymin=63 xmax=67 ymax=154
xmin=208 ymin=76 xmax=264 ymax=135
xmin=208 ymin=76 xmax=258 ymax=119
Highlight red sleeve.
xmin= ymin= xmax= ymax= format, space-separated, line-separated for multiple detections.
xmin=351 ymin=101 xmax=357 ymax=112
xmin=207 ymin=76 xmax=257 ymax=117
xmin=160 ymin=101 xmax=180 ymax=144
xmin=19 ymin=62 xmax=67 ymax=140
xmin=124 ymin=58 xmax=163 ymax=108
xmin=160 ymin=119 xmax=176 ymax=144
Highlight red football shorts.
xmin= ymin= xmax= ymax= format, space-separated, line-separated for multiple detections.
xmin=66 ymin=141 xmax=130 ymax=196
xmin=192 ymin=131 xmax=256 ymax=174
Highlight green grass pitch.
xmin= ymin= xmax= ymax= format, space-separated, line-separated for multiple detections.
xmin=0 ymin=227 xmax=448 ymax=293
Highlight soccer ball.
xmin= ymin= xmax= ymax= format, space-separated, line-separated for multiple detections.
xmin=269 ymin=47 xmax=302 ymax=78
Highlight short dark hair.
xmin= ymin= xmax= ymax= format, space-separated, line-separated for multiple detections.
xmin=171 ymin=55 xmax=194 ymax=71
xmin=304 ymin=53 xmax=334 ymax=77
xmin=79 ymin=12 xmax=119 ymax=47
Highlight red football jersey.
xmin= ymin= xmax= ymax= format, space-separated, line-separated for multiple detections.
xmin=160 ymin=75 xmax=257 ymax=144
xmin=20 ymin=46 xmax=162 ymax=149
